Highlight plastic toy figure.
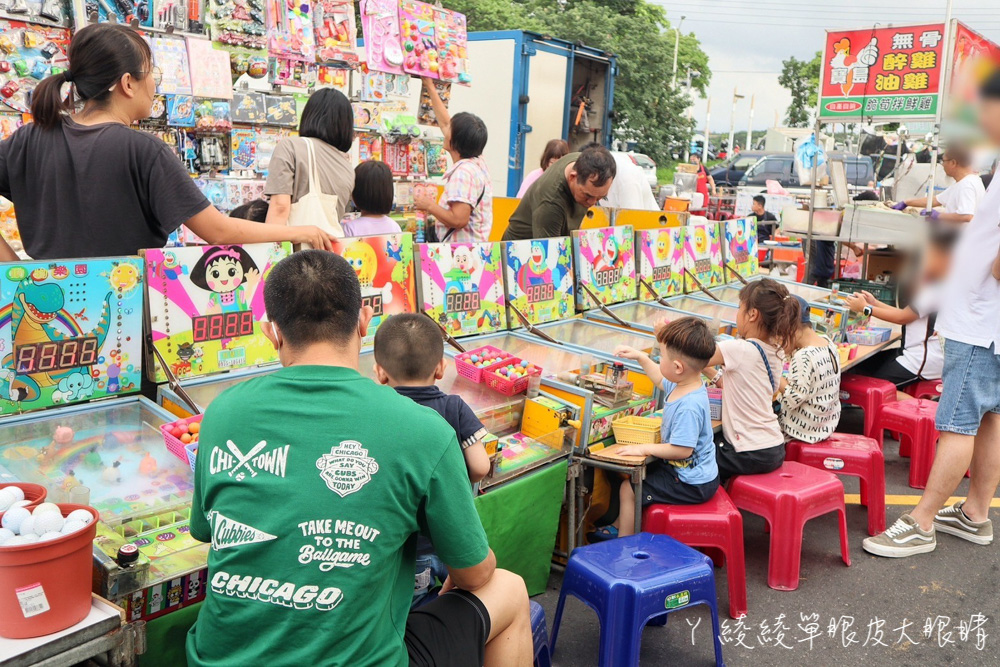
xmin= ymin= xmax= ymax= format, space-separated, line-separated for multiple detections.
xmin=183 ymin=134 xmax=198 ymax=172
xmin=139 ymin=451 xmax=158 ymax=476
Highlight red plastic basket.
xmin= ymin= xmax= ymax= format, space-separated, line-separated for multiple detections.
xmin=161 ymin=414 xmax=204 ymax=463
xmin=484 ymin=361 xmax=543 ymax=396
xmin=454 ymin=345 xmax=514 ymax=383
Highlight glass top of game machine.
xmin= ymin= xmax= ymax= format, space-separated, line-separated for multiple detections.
xmin=535 ymin=320 xmax=656 ymax=356
xmin=666 ymin=296 xmax=741 ymax=322
xmin=590 ymin=302 xmax=718 ymax=330
xmin=709 ymin=280 xmax=833 ymax=305
xmin=471 ymin=333 xmax=613 ymax=379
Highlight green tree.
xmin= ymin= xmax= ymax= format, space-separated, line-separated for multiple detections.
xmin=778 ymin=51 xmax=821 ymax=128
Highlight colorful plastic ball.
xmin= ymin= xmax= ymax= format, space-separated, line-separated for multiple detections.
xmin=405 ymin=41 xmax=414 ymax=52
xmin=520 ymin=360 xmax=529 ymax=368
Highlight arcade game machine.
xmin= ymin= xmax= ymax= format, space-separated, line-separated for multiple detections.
xmin=0 ymin=257 xmax=204 ymax=623
xmin=154 ymin=234 xmax=417 ymax=414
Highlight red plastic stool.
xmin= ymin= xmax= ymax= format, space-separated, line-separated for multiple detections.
xmin=728 ymin=461 xmax=851 ymax=591
xmin=878 ymin=399 xmax=940 ymax=489
xmin=904 ymin=379 xmax=943 ymax=400
xmin=785 ymin=434 xmax=886 ymax=536
xmin=840 ymin=374 xmax=898 ymax=448
xmin=642 ymin=487 xmax=747 ymax=619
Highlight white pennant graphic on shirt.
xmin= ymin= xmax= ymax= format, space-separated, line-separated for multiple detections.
xmin=208 ymin=510 xmax=278 ymax=551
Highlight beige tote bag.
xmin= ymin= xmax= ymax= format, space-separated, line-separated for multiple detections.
xmin=287 ymin=138 xmax=344 ymax=244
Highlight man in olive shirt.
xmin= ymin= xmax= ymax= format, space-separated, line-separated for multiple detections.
xmin=503 ymin=146 xmax=617 ymax=240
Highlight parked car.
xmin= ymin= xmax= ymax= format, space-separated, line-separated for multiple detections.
xmin=738 ymin=153 xmax=875 ymax=189
xmin=710 ymin=151 xmax=767 ymax=186
xmin=629 ymin=152 xmax=658 ymax=189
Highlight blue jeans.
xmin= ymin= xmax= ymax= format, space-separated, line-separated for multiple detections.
xmin=935 ymin=340 xmax=1000 ymax=436
xmin=412 ymin=553 xmax=448 ymax=609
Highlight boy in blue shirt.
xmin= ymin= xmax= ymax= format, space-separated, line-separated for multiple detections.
xmin=599 ymin=317 xmax=720 ymax=538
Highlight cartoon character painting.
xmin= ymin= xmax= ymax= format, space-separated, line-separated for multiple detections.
xmin=190 ymin=246 xmax=261 ymax=314
xmin=504 ymin=238 xmax=574 ymax=327
xmin=418 ymin=242 xmax=507 ymax=336
xmin=724 ymin=217 xmax=759 ymax=281
xmin=683 ymin=222 xmax=724 ymax=292
xmin=572 ymin=226 xmax=636 ymax=309
xmin=637 ymin=228 xmax=685 ymax=300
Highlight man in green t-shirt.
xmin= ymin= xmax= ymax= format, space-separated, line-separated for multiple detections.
xmin=503 ymin=146 xmax=617 ymax=241
xmin=186 ymin=251 xmax=532 ymax=666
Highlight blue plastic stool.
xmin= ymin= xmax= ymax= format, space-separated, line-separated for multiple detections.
xmin=550 ymin=533 xmax=725 ymax=667
xmin=530 ymin=600 xmax=552 ymax=667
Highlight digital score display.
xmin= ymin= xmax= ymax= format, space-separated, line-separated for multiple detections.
xmin=650 ymin=266 xmax=672 ymax=282
xmin=362 ymin=294 xmax=384 ymax=317
xmin=192 ymin=311 xmax=255 ymax=342
xmin=16 ymin=337 xmax=99 ymax=374
xmin=525 ymin=283 xmax=554 ymax=303
xmin=445 ymin=291 xmax=481 ymax=313
xmin=594 ymin=268 xmax=622 ymax=287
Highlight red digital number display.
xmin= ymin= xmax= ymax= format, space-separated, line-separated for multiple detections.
xmin=15 ymin=337 xmax=99 ymax=374
xmin=445 ymin=291 xmax=481 ymax=313
xmin=525 ymin=283 xmax=554 ymax=303
xmin=650 ymin=267 xmax=671 ymax=282
xmin=192 ymin=311 xmax=255 ymax=342
xmin=595 ymin=268 xmax=622 ymax=287
xmin=362 ymin=294 xmax=384 ymax=317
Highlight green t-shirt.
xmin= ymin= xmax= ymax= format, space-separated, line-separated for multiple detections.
xmin=504 ymin=153 xmax=589 ymax=241
xmin=185 ymin=365 xmax=489 ymax=667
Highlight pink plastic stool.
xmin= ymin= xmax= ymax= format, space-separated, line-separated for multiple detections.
xmin=728 ymin=462 xmax=851 ymax=591
xmin=642 ymin=487 xmax=748 ymax=619
xmin=785 ymin=434 xmax=886 ymax=536
xmin=840 ymin=374 xmax=898 ymax=448
xmin=878 ymin=399 xmax=940 ymax=489
xmin=904 ymin=380 xmax=943 ymax=400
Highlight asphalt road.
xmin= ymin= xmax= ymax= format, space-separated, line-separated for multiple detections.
xmin=534 ymin=436 xmax=1000 ymax=666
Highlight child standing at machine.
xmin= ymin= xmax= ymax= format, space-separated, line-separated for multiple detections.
xmin=373 ymin=313 xmax=492 ymax=604
xmin=592 ymin=317 xmax=719 ymax=539
xmin=343 ymin=161 xmax=402 ymax=237
xmin=707 ymin=278 xmax=801 ymax=483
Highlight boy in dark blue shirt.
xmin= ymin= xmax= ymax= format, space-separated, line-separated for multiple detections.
xmin=373 ymin=313 xmax=492 ymax=602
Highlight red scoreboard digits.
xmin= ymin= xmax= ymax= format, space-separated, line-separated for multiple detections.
xmin=525 ymin=283 xmax=554 ymax=303
xmin=192 ymin=311 xmax=255 ymax=342
xmin=16 ymin=337 xmax=99 ymax=374
xmin=445 ymin=291 xmax=481 ymax=313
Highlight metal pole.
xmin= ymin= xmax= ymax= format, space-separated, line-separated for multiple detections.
xmin=892 ymin=128 xmax=905 ymax=201
xmin=804 ymin=118 xmax=821 ymax=283
xmin=926 ymin=0 xmax=955 ymax=210
xmin=671 ymin=16 xmax=685 ymax=90
xmin=746 ymin=94 xmax=755 ymax=152
xmin=703 ymin=97 xmax=711 ymax=162
xmin=727 ymin=87 xmax=737 ymax=157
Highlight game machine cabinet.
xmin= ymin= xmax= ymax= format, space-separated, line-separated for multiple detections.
xmin=154 ymin=234 xmax=419 ymax=414
xmin=0 ymin=257 xmax=203 ymax=623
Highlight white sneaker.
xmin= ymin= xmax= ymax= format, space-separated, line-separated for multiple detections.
xmin=934 ymin=502 xmax=993 ymax=545
xmin=862 ymin=514 xmax=936 ymax=558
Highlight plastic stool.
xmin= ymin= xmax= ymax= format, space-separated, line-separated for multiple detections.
xmin=642 ymin=487 xmax=747 ymax=618
xmin=785 ymin=434 xmax=886 ymax=536
xmin=840 ymin=374 xmax=898 ymax=447
xmin=550 ymin=533 xmax=724 ymax=667
xmin=878 ymin=399 xmax=940 ymax=489
xmin=728 ymin=461 xmax=851 ymax=591
xmin=904 ymin=379 xmax=943 ymax=400
xmin=530 ymin=601 xmax=551 ymax=667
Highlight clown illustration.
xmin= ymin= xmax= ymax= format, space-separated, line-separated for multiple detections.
xmin=593 ymin=235 xmax=620 ymax=275
xmin=517 ymin=241 xmax=553 ymax=289
xmin=191 ymin=246 xmax=260 ymax=314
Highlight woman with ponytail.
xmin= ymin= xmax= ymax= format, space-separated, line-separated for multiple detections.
xmin=0 ymin=23 xmax=333 ymax=261
xmin=701 ymin=278 xmax=802 ymax=483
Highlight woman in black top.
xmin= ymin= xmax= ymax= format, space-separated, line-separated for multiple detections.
xmin=0 ymin=24 xmax=333 ymax=261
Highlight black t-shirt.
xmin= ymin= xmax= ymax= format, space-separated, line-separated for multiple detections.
xmin=809 ymin=240 xmax=837 ymax=280
xmin=503 ymin=153 xmax=589 ymax=241
xmin=393 ymin=385 xmax=487 ymax=449
xmin=754 ymin=211 xmax=778 ymax=242
xmin=0 ymin=119 xmax=210 ymax=259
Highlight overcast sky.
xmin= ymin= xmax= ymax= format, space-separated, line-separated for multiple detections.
xmin=649 ymin=0 xmax=1000 ymax=134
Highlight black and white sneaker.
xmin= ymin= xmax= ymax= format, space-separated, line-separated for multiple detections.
xmin=862 ymin=514 xmax=936 ymax=558
xmin=934 ymin=502 xmax=993 ymax=545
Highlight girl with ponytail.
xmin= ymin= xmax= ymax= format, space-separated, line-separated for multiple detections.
xmin=0 ymin=23 xmax=333 ymax=261
xmin=701 ymin=278 xmax=802 ymax=483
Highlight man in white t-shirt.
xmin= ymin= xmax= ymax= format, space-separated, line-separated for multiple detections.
xmin=892 ymin=145 xmax=986 ymax=224
xmin=865 ymin=71 xmax=1000 ymax=557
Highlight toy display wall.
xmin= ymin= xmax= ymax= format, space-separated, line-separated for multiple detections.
xmin=0 ymin=0 xmax=469 ymax=250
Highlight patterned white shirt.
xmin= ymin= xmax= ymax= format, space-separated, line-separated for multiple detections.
xmin=779 ymin=341 xmax=842 ymax=444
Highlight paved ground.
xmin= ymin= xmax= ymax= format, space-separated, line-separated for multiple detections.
xmin=534 ymin=437 xmax=1000 ymax=666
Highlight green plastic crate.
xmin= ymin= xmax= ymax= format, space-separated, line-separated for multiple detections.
xmin=831 ymin=279 xmax=897 ymax=306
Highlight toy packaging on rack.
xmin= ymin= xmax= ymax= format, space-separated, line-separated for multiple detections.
xmin=572 ymin=225 xmax=636 ymax=310
xmin=723 ymin=217 xmax=758 ymax=282
xmin=417 ymin=79 xmax=450 ymax=125
xmin=267 ymin=0 xmax=315 ymax=62
xmin=683 ymin=221 xmax=724 ymax=292
xmin=268 ymin=57 xmax=317 ymax=88
xmin=143 ymin=243 xmax=292 ymax=382
xmin=255 ymin=126 xmax=291 ymax=173
xmin=408 ymin=139 xmax=427 ymax=179
xmin=230 ymin=127 xmax=257 ymax=172
xmin=433 ymin=6 xmax=469 ymax=84
xmin=264 ymin=93 xmax=298 ymax=126
xmin=352 ymin=101 xmax=384 ymax=131
xmin=195 ymin=177 xmax=230 ymax=210
xmin=187 ymin=37 xmax=234 ymax=99
xmin=223 ymin=178 xmax=266 ymax=208
xmin=0 ymin=197 xmax=20 ymax=252
xmin=504 ymin=238 xmax=574 ymax=326
xmin=0 ymin=257 xmax=145 ymax=416
xmin=0 ymin=21 xmax=70 ymax=114
xmin=360 ymin=0 xmax=404 ymax=75
xmin=149 ymin=34 xmax=193 ymax=96
xmin=358 ymin=132 xmax=383 ymax=162
xmin=1 ymin=0 xmax=70 ymax=27
xmin=314 ymin=0 xmax=358 ymax=64
xmin=384 ymin=141 xmax=409 ymax=177
xmin=193 ymin=99 xmax=232 ymax=132
xmin=416 ymin=242 xmax=508 ymax=337
xmin=231 ymin=90 xmax=266 ymax=123
xmin=330 ymin=233 xmax=416 ymax=346
xmin=425 ymin=139 xmax=447 ymax=177
xmin=166 ymin=94 xmax=196 ymax=127
xmin=636 ymin=227 xmax=685 ymax=300
xmin=208 ymin=0 xmax=266 ymax=50
xmin=398 ymin=0 xmax=436 ymax=78
xmin=0 ymin=112 xmax=25 ymax=139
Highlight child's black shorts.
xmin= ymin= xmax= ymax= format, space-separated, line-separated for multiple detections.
xmin=643 ymin=463 xmax=720 ymax=505
xmin=405 ymin=589 xmax=491 ymax=667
